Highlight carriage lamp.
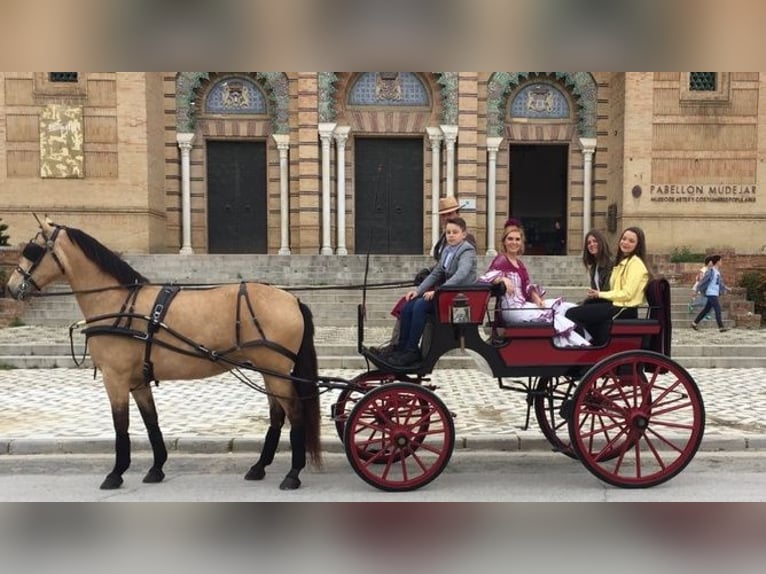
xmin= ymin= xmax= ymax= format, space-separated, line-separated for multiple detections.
xmin=450 ymin=293 xmax=471 ymax=351
xmin=450 ymin=293 xmax=470 ymax=324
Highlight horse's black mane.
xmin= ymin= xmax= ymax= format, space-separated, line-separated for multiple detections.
xmin=65 ymin=227 xmax=149 ymax=285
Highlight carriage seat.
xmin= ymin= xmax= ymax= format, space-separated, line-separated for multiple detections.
xmin=420 ymin=284 xmax=493 ymax=359
xmin=608 ymin=278 xmax=671 ymax=355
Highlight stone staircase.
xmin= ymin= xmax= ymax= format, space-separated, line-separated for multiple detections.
xmin=4 ymin=254 xmax=764 ymax=369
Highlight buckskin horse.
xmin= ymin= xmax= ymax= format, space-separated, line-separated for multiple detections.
xmin=6 ymin=218 xmax=321 ymax=490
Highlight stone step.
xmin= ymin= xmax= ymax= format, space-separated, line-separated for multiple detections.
xmin=121 ymin=254 xmax=589 ymax=286
xmin=1 ymin=341 xmax=764 ymax=370
xmin=1 ymin=353 xmax=763 ymax=370
xmin=3 ymin=341 xmax=763 ymax=358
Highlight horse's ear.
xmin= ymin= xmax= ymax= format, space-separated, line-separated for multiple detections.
xmin=43 ymin=215 xmax=56 ymax=230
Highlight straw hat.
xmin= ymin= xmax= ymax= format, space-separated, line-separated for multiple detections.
xmin=438 ymin=196 xmax=461 ymax=215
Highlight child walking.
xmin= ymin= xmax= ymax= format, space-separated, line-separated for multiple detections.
xmin=691 ymin=254 xmax=730 ymax=332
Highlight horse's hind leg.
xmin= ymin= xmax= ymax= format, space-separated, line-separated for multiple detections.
xmin=245 ymin=399 xmax=284 ymax=481
xmin=132 ymin=384 xmax=168 ymax=484
xmin=280 ymin=425 xmax=307 ymax=490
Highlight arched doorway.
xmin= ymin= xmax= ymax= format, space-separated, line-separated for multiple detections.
xmin=354 ymin=137 xmax=424 ymax=254
xmin=175 ymin=72 xmax=290 ymax=253
xmin=509 ymin=143 xmax=568 ymax=254
xmin=488 ymin=72 xmax=598 ymax=253
xmin=345 ymin=72 xmax=432 ymax=254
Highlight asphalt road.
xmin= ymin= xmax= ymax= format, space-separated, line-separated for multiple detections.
xmin=1 ymin=451 xmax=764 ymax=502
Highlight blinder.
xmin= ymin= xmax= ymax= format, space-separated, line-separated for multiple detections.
xmin=22 ymin=242 xmax=46 ymax=264
xmin=13 ymin=226 xmax=66 ymax=299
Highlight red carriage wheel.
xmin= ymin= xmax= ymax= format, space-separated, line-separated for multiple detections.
xmin=568 ymin=350 xmax=705 ymax=488
xmin=534 ymin=376 xmax=578 ymax=459
xmin=344 ymin=382 xmax=455 ymax=492
xmin=332 ymin=371 xmax=397 ymax=442
xmin=332 ymin=371 xmax=430 ymax=465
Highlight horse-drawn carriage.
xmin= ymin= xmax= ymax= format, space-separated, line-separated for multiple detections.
xmin=7 ymin=218 xmax=705 ymax=493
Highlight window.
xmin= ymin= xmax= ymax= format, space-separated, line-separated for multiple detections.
xmin=689 ymin=72 xmax=716 ymax=91
xmin=49 ymin=72 xmax=79 ymax=83
xmin=680 ymin=72 xmax=729 ymax=103
xmin=34 ymin=72 xmax=86 ymax=98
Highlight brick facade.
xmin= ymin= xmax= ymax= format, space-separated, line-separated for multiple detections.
xmin=1 ymin=72 xmax=765 ymax=257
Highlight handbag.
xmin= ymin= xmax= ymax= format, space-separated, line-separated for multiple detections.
xmin=413 ymin=267 xmax=432 ymax=286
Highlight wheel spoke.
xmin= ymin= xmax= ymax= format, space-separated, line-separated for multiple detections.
xmin=569 ymin=351 xmax=704 ymax=488
xmin=345 ymin=383 xmax=455 ymax=492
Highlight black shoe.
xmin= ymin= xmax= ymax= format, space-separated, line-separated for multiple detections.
xmin=369 ymin=343 xmax=395 ymax=356
xmin=719 ymin=328 xmax=730 ymax=333
xmin=388 ymin=350 xmax=421 ymax=367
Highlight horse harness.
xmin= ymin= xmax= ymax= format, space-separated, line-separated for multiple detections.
xmin=79 ymin=282 xmax=300 ymax=388
xmin=15 ymin=225 xmax=66 ymax=299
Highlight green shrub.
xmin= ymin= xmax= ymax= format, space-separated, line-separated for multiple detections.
xmin=0 ymin=217 xmax=9 ymax=246
xmin=738 ymin=270 xmax=766 ymax=323
xmin=669 ymin=247 xmax=706 ymax=263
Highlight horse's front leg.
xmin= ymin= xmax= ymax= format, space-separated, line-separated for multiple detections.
xmin=101 ymin=377 xmax=132 ymax=490
xmin=132 ymin=384 xmax=167 ymax=484
xmin=245 ymin=400 xmax=284 ymax=481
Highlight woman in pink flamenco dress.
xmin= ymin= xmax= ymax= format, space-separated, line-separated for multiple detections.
xmin=479 ymin=222 xmax=589 ymax=348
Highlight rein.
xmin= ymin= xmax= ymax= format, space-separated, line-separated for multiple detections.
xmin=29 ymin=279 xmax=413 ymax=298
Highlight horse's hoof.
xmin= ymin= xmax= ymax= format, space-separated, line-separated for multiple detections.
xmin=142 ymin=468 xmax=165 ymax=484
xmin=279 ymin=476 xmax=301 ymax=490
xmin=100 ymin=474 xmax=123 ymax=490
xmin=244 ymin=464 xmax=266 ymax=481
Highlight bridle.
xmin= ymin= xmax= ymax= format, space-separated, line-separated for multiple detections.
xmin=14 ymin=225 xmax=66 ymax=299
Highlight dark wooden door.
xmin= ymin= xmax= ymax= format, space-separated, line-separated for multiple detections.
xmin=206 ymin=141 xmax=267 ymax=253
xmin=355 ymin=138 xmax=423 ymax=254
xmin=509 ymin=144 xmax=568 ymax=255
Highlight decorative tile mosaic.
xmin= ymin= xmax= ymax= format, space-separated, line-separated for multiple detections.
xmin=348 ymin=72 xmax=429 ymax=106
xmin=205 ymin=77 xmax=266 ymax=114
xmin=39 ymin=105 xmax=84 ymax=179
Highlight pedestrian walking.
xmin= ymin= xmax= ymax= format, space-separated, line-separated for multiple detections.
xmin=691 ymin=254 xmax=731 ymax=332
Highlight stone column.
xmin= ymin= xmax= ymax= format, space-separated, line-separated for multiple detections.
xmin=176 ymin=132 xmax=195 ymax=254
xmin=486 ymin=136 xmax=504 ymax=256
xmin=579 ymin=137 xmax=597 ymax=239
xmin=440 ymin=125 xmax=459 ymax=198
xmin=426 ymin=127 xmax=443 ymax=249
xmin=333 ymin=126 xmax=351 ymax=255
xmin=273 ymin=134 xmax=291 ymax=255
xmin=318 ymin=122 xmax=337 ymax=255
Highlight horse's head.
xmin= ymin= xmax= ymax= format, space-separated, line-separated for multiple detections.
xmin=6 ymin=217 xmax=67 ymax=301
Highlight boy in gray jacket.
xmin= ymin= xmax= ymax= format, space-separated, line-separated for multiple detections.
xmin=388 ymin=217 xmax=477 ymax=366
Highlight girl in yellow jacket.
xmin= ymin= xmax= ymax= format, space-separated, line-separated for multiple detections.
xmin=565 ymin=227 xmax=652 ymax=345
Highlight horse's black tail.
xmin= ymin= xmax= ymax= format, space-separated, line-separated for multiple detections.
xmin=293 ymin=300 xmax=321 ymax=467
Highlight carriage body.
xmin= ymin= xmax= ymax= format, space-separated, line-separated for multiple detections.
xmin=343 ymin=279 xmax=705 ymax=492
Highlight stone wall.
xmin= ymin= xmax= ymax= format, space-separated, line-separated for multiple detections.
xmin=0 ymin=246 xmax=24 ymax=324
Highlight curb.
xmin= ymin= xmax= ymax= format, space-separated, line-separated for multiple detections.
xmin=3 ymin=433 xmax=764 ymax=456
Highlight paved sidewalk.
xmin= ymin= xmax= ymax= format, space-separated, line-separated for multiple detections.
xmin=1 ymin=325 xmax=765 ymax=455
xmin=2 ymin=323 xmax=766 ymax=347
xmin=1 ymin=365 xmax=765 ymax=456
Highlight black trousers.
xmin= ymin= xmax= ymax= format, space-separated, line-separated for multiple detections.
xmin=565 ymin=300 xmax=638 ymax=345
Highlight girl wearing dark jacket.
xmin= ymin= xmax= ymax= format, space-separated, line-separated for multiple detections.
xmin=582 ymin=229 xmax=613 ymax=291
